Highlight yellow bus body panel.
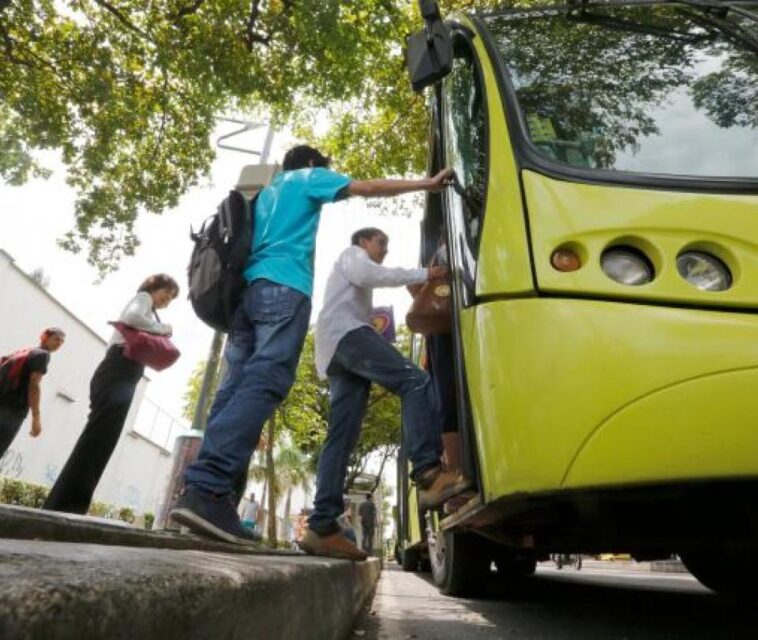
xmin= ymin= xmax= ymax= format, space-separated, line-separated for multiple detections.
xmin=461 ymin=299 xmax=758 ymax=502
xmin=523 ymin=170 xmax=758 ymax=308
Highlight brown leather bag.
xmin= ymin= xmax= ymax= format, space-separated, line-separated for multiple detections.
xmin=406 ymin=270 xmax=452 ymax=335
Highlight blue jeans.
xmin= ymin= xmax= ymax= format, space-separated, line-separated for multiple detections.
xmin=308 ymin=326 xmax=442 ymax=535
xmin=185 ymin=279 xmax=311 ymax=495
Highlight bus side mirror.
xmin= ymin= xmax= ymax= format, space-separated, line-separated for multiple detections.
xmin=406 ymin=1 xmax=452 ymax=92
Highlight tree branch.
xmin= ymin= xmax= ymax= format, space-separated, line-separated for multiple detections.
xmin=90 ymin=0 xmax=150 ymax=39
xmin=244 ymin=0 xmax=269 ymax=49
xmin=171 ymin=0 xmax=205 ymax=20
xmin=0 ymin=24 xmax=34 ymax=68
xmin=149 ymin=73 xmax=171 ymax=160
xmin=370 ymin=445 xmax=397 ymax=493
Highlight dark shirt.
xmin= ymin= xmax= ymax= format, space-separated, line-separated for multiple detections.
xmin=358 ymin=500 xmax=376 ymax=529
xmin=0 ymin=348 xmax=49 ymax=409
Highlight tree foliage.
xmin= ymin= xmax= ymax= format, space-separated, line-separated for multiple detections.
xmin=0 ymin=1 xmax=399 ymax=272
xmin=1 ymin=0 xmax=511 ymax=274
xmin=181 ymin=357 xmax=220 ymax=423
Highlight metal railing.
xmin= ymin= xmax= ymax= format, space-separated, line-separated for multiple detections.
xmin=132 ymin=398 xmax=191 ymax=452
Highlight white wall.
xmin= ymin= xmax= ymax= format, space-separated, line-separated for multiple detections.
xmin=0 ymin=249 xmax=174 ymax=515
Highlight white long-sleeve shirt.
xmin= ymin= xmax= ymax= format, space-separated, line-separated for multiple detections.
xmin=109 ymin=292 xmax=173 ymax=346
xmin=314 ymin=246 xmax=427 ymax=379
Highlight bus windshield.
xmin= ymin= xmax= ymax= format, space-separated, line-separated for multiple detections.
xmin=484 ymin=4 xmax=758 ymax=178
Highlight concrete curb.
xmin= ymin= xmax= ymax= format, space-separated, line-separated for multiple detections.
xmin=0 ymin=538 xmax=380 ymax=640
xmin=0 ymin=504 xmax=299 ymax=556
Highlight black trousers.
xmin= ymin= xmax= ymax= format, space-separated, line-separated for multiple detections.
xmin=43 ymin=345 xmax=144 ymax=514
xmin=0 ymin=402 xmax=28 ymax=460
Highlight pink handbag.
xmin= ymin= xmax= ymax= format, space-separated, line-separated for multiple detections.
xmin=110 ymin=322 xmax=180 ymax=371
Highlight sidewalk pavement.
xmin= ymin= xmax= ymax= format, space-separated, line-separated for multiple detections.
xmin=0 ymin=505 xmax=380 ymax=640
xmin=565 ymin=559 xmax=689 ymax=574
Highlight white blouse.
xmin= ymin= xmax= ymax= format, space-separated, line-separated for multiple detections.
xmin=109 ymin=292 xmax=173 ymax=346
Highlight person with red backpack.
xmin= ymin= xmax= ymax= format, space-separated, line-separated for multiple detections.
xmin=0 ymin=328 xmax=66 ymax=459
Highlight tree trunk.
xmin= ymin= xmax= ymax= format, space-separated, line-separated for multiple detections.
xmin=283 ymin=487 xmax=292 ymax=542
xmin=259 ymin=478 xmax=268 ymax=534
xmin=266 ymin=415 xmax=277 ymax=545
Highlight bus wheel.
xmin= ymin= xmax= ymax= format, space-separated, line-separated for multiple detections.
xmin=401 ymin=546 xmax=420 ymax=572
xmin=429 ymin=529 xmax=489 ymax=596
xmin=680 ymin=550 xmax=758 ymax=598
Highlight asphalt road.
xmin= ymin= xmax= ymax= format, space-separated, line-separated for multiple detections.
xmin=353 ymin=562 xmax=758 ymax=639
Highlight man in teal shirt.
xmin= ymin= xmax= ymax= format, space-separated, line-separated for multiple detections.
xmin=173 ymin=145 xmax=458 ymax=552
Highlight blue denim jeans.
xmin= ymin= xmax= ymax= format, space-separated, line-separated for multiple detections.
xmin=308 ymin=326 xmax=442 ymax=535
xmin=185 ymin=279 xmax=311 ymax=495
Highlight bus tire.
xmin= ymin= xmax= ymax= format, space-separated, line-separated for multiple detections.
xmin=430 ymin=529 xmax=490 ymax=597
xmin=680 ymin=550 xmax=758 ymax=598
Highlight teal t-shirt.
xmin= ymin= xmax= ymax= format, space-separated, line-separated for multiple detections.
xmin=244 ymin=167 xmax=352 ymax=297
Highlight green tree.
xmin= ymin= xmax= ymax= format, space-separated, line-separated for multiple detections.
xmin=0 ymin=0 xmax=403 ymax=273
xmin=1 ymin=0 xmax=511 ymax=275
xmin=275 ymin=444 xmax=312 ymax=543
xmin=181 ymin=358 xmax=221 ymax=423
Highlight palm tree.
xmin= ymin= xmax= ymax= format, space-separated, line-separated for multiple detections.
xmin=247 ymin=447 xmax=268 ymax=534
xmin=275 ymin=445 xmax=313 ymax=543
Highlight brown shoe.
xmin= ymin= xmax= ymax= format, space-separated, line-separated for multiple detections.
xmin=417 ymin=466 xmax=472 ymax=510
xmin=300 ymin=528 xmax=368 ymax=561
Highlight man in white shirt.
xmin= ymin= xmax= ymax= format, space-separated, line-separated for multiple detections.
xmin=302 ymin=228 xmax=470 ymax=561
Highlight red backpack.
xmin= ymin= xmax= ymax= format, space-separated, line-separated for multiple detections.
xmin=0 ymin=348 xmax=33 ymax=394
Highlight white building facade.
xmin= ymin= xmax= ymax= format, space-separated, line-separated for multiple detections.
xmin=0 ymin=248 xmax=186 ymax=516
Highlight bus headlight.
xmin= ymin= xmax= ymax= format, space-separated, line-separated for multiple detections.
xmin=676 ymin=251 xmax=732 ymax=291
xmin=601 ymin=247 xmax=654 ymax=286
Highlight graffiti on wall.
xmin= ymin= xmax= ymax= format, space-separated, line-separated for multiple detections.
xmin=0 ymin=449 xmax=24 ymax=478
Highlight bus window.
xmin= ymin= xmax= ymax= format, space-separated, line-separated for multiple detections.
xmin=485 ymin=4 xmax=758 ymax=178
xmin=442 ymin=38 xmax=487 ymax=302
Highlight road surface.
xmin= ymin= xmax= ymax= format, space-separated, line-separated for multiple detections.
xmin=353 ymin=562 xmax=757 ymax=639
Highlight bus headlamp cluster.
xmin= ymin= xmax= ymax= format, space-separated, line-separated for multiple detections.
xmin=554 ymin=243 xmax=734 ymax=293
xmin=676 ymin=251 xmax=732 ymax=292
xmin=600 ymin=247 xmax=654 ymax=286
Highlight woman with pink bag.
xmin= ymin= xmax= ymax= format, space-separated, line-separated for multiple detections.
xmin=43 ymin=274 xmax=180 ymax=515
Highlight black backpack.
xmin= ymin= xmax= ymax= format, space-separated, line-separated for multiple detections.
xmin=188 ymin=190 xmax=258 ymax=332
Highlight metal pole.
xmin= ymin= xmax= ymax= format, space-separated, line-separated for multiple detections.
xmin=191 ymin=329 xmax=225 ymax=431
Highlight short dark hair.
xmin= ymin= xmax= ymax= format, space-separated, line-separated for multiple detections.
xmin=351 ymin=227 xmax=386 ymax=246
xmin=138 ymin=274 xmax=180 ymax=298
xmin=283 ymin=145 xmax=331 ymax=171
xmin=40 ymin=327 xmax=65 ymax=343
xmin=366 ymin=493 xmax=372 ymax=499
